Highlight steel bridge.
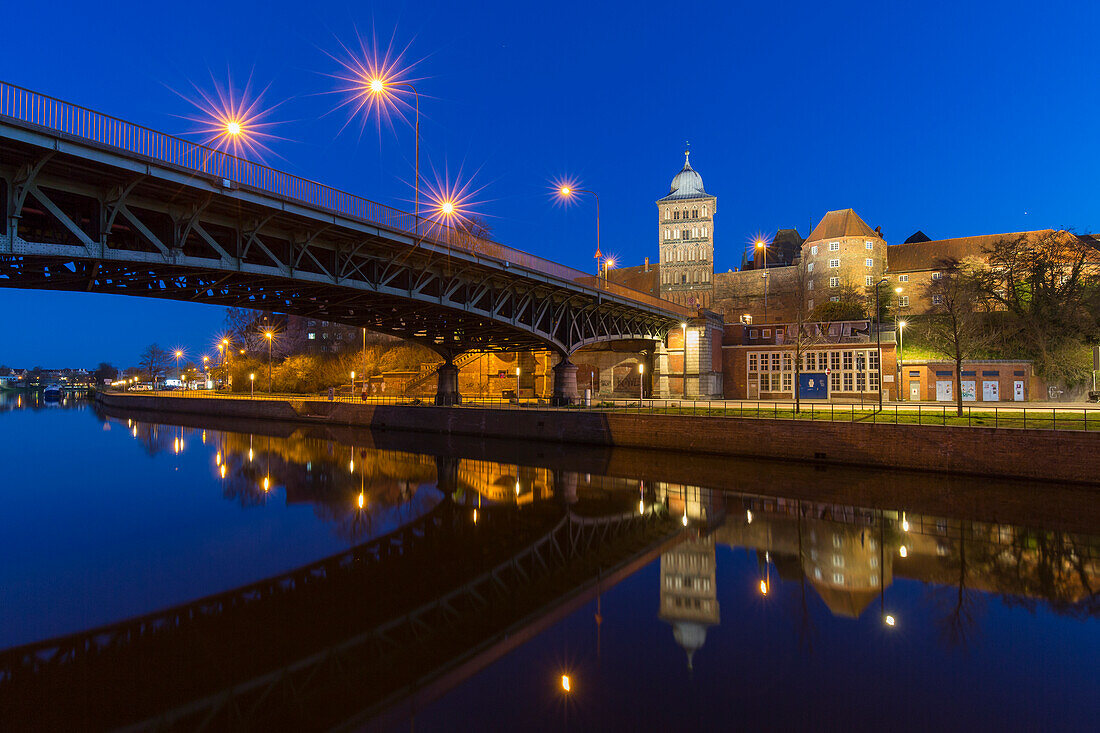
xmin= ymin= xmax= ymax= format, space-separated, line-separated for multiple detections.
xmin=0 ymin=81 xmax=694 ymax=402
xmin=0 ymin=490 xmax=678 ymax=731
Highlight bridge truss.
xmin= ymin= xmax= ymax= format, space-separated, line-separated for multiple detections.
xmin=0 ymin=82 xmax=693 ymax=357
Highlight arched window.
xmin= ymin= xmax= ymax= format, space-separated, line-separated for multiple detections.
xmin=702 ymin=205 xmax=708 ymax=216
xmin=681 ymin=230 xmax=689 ymax=240
xmin=702 ymin=226 xmax=708 ymax=238
xmin=664 ymin=208 xmax=670 ymax=220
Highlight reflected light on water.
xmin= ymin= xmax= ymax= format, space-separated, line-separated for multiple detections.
xmin=759 ymin=579 xmax=768 ymax=596
xmin=560 ymin=674 xmax=571 ymax=693
xmin=899 ymin=545 xmax=908 ymax=558
xmin=884 ymin=614 xmax=897 ymax=627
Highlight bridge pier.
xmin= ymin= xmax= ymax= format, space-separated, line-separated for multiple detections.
xmin=434 ymin=355 xmax=462 ymax=406
xmin=550 ymin=359 xmax=578 ymax=406
xmin=553 ymin=470 xmax=579 ymax=504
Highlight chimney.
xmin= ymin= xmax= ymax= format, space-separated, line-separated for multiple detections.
xmin=644 ymin=256 xmax=650 ymax=272
xmin=875 ymin=226 xmax=883 ymax=237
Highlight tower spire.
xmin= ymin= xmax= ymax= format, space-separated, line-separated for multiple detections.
xmin=684 ymin=140 xmax=690 ymax=165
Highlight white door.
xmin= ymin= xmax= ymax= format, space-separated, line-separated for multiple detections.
xmin=747 ymin=375 xmax=759 ymax=399
xmin=983 ymin=381 xmax=999 ymax=401
xmin=909 ymin=381 xmax=920 ymax=401
xmin=936 ymin=380 xmax=952 ymax=401
xmin=1014 ymin=380 xmax=1025 ymax=401
xmin=962 ymin=381 xmax=977 ymax=401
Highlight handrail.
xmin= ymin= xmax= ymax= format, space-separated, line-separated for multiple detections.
xmin=0 ymin=80 xmax=694 ymax=318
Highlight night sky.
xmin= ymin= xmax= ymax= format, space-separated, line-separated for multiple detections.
xmin=4 ymin=0 xmax=1099 ymax=367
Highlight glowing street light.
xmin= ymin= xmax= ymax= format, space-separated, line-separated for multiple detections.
xmin=638 ymin=362 xmax=645 ymax=400
xmin=264 ymin=330 xmax=274 ymax=393
xmin=249 ymin=372 xmax=255 ymax=398
xmin=365 ymin=75 xmax=421 ymax=218
xmin=555 ymin=183 xmax=602 ymax=281
xmin=226 ymin=120 xmax=242 ymax=136
xmin=755 ymin=238 xmax=769 ymax=323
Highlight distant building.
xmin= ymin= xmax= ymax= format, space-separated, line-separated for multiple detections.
xmin=658 ymin=535 xmax=720 ymax=670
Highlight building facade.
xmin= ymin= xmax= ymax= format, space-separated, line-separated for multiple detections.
xmin=657 ymin=150 xmax=716 ymax=308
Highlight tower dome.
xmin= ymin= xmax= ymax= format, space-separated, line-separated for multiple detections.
xmin=666 ymin=149 xmax=707 ymax=199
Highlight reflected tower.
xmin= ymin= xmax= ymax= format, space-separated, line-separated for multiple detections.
xmin=659 ymin=535 xmax=720 ymax=670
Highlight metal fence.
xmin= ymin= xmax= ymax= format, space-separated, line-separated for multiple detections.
xmin=105 ymin=389 xmax=1100 ymax=431
xmin=0 ymin=80 xmax=691 ymax=318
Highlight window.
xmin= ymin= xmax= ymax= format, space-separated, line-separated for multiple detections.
xmin=691 ymin=209 xmax=698 ymax=218
xmin=832 ymin=554 xmax=845 ymax=567
xmin=808 ymin=298 xmax=814 ymax=310
xmin=843 ymin=371 xmax=853 ymax=390
xmin=681 ymin=274 xmax=687 ymax=284
xmin=664 ymin=209 xmax=670 ymax=220
xmin=865 ymin=275 xmax=874 ymax=287
xmin=681 ymin=230 xmax=689 ymax=240
xmin=807 ymin=262 xmax=815 ymax=272
xmin=748 ymin=354 xmax=757 ymax=371
xmin=865 ymin=240 xmax=874 ymax=250
xmin=833 ymin=573 xmax=845 ymax=584
xmin=932 ymin=271 xmax=943 ymax=280
xmin=702 ymin=205 xmax=708 ymax=216
xmin=673 ymin=211 xmax=680 ymax=220
xmin=830 ymin=296 xmax=839 ymax=302
xmin=865 ymin=258 xmax=874 ymax=267
xmin=829 ymin=259 xmax=840 ymax=268
xmin=782 ymin=371 xmax=792 ymax=391
xmin=808 ymin=280 xmax=814 ymax=290
xmin=701 ymin=226 xmax=707 ymax=237
xmin=829 ymin=276 xmax=840 ymax=287
xmin=898 ymin=295 xmax=909 ymax=307
xmin=829 ymin=242 xmax=840 ymax=251
xmin=899 ymin=274 xmax=909 ymax=282
xmin=811 ymin=245 xmax=819 ymax=256
xmin=932 ymin=294 xmax=944 ymax=305
xmin=762 ymin=329 xmax=771 ymax=337
xmin=307 ymin=332 xmax=316 ymax=340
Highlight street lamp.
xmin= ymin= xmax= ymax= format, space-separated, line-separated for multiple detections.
xmin=249 ymin=372 xmax=255 ymax=398
xmin=756 ymin=239 xmax=769 ymax=323
xmin=680 ymin=321 xmax=688 ymax=398
xmin=557 ymin=185 xmax=601 ymax=281
xmin=638 ymin=362 xmax=645 ymax=400
xmin=350 ymin=371 xmax=356 ymax=398
xmin=366 ymin=76 xmax=421 ymax=220
xmin=897 ymin=318 xmax=907 ymax=401
xmin=264 ymin=331 xmax=274 ymax=392
xmin=873 ymin=278 xmax=889 ymax=410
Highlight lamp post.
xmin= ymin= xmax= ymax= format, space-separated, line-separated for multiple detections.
xmin=202 ymin=355 xmax=209 ymax=386
xmin=366 ymin=78 xmax=421 ymax=221
xmin=638 ymin=362 xmax=645 ymax=401
xmin=897 ymin=319 xmax=907 ymax=400
xmin=756 ymin=240 xmax=768 ymax=323
xmin=264 ymin=331 xmax=274 ymax=393
xmin=557 ymin=186 xmax=601 ymax=281
xmin=350 ymin=371 xmax=356 ymax=400
xmin=874 ymin=278 xmax=889 ymax=410
xmin=680 ymin=321 xmax=688 ymax=398
xmin=249 ymin=373 xmax=255 ymax=398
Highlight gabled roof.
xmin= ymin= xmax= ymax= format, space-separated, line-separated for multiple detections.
xmin=885 ymin=230 xmax=1054 ymax=273
xmin=904 ymin=230 xmax=932 ymax=244
xmin=806 ymin=209 xmax=878 ymax=243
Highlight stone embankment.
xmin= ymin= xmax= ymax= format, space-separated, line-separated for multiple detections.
xmin=95 ymin=392 xmax=1100 ymax=485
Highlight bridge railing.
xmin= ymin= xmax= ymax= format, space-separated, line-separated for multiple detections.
xmin=0 ymin=81 xmax=693 ymax=318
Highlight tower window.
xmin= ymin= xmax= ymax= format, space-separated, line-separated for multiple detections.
xmin=691 ymin=209 xmax=698 ymax=218
xmin=682 ymin=274 xmax=687 ymax=284
xmin=829 ymin=276 xmax=840 ymax=287
xmin=829 ymin=242 xmax=840 ymax=251
xmin=829 ymin=259 xmax=840 ymax=268
xmin=665 ymin=209 xmax=670 ymax=220
xmin=674 ymin=211 xmax=680 ymax=220
xmin=865 ymin=258 xmax=874 ymax=267
xmin=865 ymin=240 xmax=874 ymax=250
xmin=681 ymin=230 xmax=689 ymax=240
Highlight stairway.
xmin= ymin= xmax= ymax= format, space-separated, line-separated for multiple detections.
xmin=403 ymin=352 xmax=483 ymax=395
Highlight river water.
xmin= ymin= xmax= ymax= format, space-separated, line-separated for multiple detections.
xmin=0 ymin=392 xmax=1097 ymax=731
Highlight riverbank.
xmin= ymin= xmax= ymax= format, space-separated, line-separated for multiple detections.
xmin=96 ymin=391 xmax=1100 ymax=485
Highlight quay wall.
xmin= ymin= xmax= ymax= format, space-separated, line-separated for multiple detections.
xmin=95 ymin=392 xmax=1100 ymax=485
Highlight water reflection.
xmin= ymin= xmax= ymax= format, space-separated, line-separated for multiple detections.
xmin=0 ymin=400 xmax=1096 ymax=731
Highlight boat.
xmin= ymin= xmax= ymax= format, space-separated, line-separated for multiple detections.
xmin=43 ymin=384 xmax=62 ymax=401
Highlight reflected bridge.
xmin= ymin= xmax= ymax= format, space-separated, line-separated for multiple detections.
xmin=0 ymin=470 xmax=679 ymax=731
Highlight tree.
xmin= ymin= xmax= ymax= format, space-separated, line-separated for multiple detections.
xmin=93 ymin=362 xmax=116 ymax=384
xmin=810 ymin=282 xmax=866 ymax=321
xmin=139 ymin=344 xmax=170 ymax=383
xmin=922 ymin=258 xmax=996 ymax=416
xmin=224 ymin=308 xmax=269 ymax=353
xmin=973 ymin=230 xmax=1100 ymax=385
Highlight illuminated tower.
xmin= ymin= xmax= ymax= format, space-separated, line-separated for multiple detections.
xmin=657 ymin=149 xmax=716 ymax=308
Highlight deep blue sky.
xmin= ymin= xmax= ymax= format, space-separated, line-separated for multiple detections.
xmin=4 ymin=0 xmax=1099 ymax=367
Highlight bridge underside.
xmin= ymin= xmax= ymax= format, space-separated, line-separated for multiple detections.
xmin=0 ymin=120 xmax=681 ymax=356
